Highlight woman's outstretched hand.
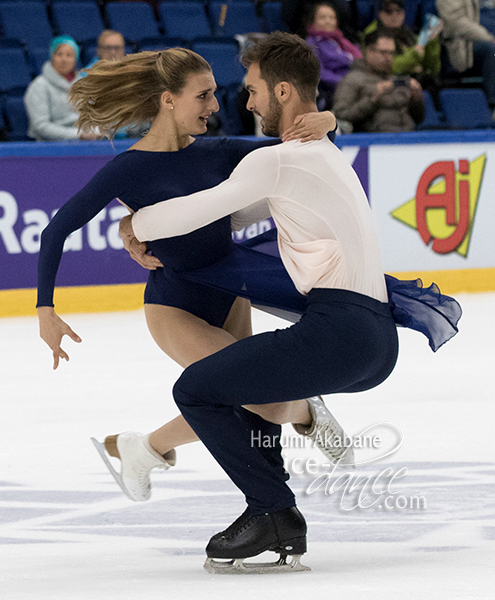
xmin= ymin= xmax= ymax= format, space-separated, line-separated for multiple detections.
xmin=281 ymin=111 xmax=336 ymax=142
xmin=37 ymin=306 xmax=82 ymax=370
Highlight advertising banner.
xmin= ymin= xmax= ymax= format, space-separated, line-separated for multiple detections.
xmin=369 ymin=143 xmax=495 ymax=275
xmin=0 ymin=146 xmax=368 ymax=293
xmin=1 ymin=136 xmax=493 ymax=313
xmin=0 ymin=154 xmax=148 ymax=292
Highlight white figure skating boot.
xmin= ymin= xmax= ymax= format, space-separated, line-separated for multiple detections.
xmin=293 ymin=397 xmax=355 ymax=468
xmin=91 ymin=432 xmax=176 ymax=501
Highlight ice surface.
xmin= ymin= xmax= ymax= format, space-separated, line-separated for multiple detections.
xmin=1 ymin=294 xmax=494 ymax=599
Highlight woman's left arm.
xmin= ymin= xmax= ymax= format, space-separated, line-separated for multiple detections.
xmin=282 ymin=111 xmax=337 ymax=142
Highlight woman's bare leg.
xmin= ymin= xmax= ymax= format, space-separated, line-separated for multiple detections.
xmin=146 ymin=298 xmax=249 ymax=454
xmin=144 ymin=300 xmax=310 ymax=455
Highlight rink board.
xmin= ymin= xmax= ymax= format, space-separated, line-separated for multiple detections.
xmin=1 ymin=132 xmax=494 ymax=316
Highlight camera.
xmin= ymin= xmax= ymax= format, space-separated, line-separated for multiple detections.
xmin=393 ymin=77 xmax=409 ymax=87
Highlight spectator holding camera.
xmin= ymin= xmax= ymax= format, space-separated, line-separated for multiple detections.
xmin=363 ymin=0 xmax=442 ymax=90
xmin=333 ymin=29 xmax=425 ymax=132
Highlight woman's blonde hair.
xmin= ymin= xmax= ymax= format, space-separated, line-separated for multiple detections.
xmin=70 ymin=48 xmax=211 ymax=137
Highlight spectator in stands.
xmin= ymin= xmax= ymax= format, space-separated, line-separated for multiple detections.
xmin=306 ymin=1 xmax=362 ymax=109
xmin=282 ymin=0 xmax=357 ymax=40
xmin=436 ymin=0 xmax=495 ymax=116
xmin=85 ymin=30 xmax=145 ymax=139
xmin=85 ymin=30 xmax=125 ymax=70
xmin=363 ymin=0 xmax=442 ymax=92
xmin=333 ymin=29 xmax=425 ymax=132
xmin=24 ymin=36 xmax=99 ymax=141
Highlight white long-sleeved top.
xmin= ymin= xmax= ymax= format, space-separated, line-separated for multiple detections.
xmin=132 ymin=138 xmax=388 ymax=302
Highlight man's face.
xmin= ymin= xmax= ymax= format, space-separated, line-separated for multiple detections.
xmin=245 ymin=63 xmax=282 ymax=137
xmin=365 ymin=37 xmax=395 ymax=75
xmin=98 ymin=34 xmax=125 ymax=61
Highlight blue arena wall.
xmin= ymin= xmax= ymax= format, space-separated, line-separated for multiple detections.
xmin=1 ymin=130 xmax=494 ymax=316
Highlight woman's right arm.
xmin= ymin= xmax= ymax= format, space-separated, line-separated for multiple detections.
xmin=37 ymin=158 xmax=128 ymax=368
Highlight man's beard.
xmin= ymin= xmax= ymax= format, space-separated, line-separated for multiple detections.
xmin=260 ymin=93 xmax=282 ymax=137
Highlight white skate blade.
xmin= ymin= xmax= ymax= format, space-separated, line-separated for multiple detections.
xmin=204 ymin=555 xmax=311 ymax=575
xmin=90 ymin=437 xmax=136 ymax=502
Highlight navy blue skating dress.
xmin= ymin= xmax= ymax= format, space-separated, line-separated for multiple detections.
xmin=37 ymin=137 xmax=275 ymax=327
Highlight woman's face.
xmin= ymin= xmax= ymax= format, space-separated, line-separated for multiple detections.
xmin=379 ymin=5 xmax=405 ymax=29
xmin=313 ymin=5 xmax=338 ymax=32
xmin=51 ymin=44 xmax=76 ymax=77
xmin=168 ymin=70 xmax=220 ymax=136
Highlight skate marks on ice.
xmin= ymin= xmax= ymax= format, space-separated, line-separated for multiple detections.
xmin=0 ymin=461 xmax=494 ymax=555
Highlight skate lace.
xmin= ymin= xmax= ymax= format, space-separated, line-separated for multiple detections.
xmin=317 ymin=418 xmax=348 ymax=461
xmin=227 ymin=515 xmax=258 ymax=539
xmin=134 ymin=461 xmax=152 ymax=492
xmin=221 ymin=510 xmax=257 ymax=539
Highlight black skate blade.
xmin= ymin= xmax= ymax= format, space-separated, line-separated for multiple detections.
xmin=90 ymin=437 xmax=136 ymax=502
xmin=204 ymin=554 xmax=311 ymax=574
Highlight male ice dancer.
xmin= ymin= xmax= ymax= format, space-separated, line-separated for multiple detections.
xmin=120 ymin=32 xmax=399 ymax=573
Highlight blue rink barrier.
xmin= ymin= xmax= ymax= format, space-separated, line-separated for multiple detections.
xmin=1 ymin=130 xmax=494 ymax=316
xmin=1 ymin=129 xmax=495 ymax=158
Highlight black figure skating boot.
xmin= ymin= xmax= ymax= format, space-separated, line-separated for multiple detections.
xmin=204 ymin=506 xmax=310 ymax=574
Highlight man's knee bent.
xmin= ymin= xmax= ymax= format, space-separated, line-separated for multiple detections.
xmin=173 ymin=363 xmax=208 ymax=410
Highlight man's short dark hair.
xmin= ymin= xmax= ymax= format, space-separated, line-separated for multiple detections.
xmin=363 ymin=28 xmax=397 ymax=49
xmin=241 ymin=31 xmax=320 ymax=103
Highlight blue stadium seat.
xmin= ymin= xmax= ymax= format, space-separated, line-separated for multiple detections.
xmin=263 ymin=1 xmax=286 ymax=33
xmin=4 ymin=94 xmax=29 ymax=140
xmin=439 ymin=88 xmax=493 ymax=129
xmin=159 ymin=1 xmax=211 ymax=40
xmin=209 ymin=1 xmax=261 ymax=36
xmin=0 ymin=47 xmax=32 ymax=93
xmin=402 ymin=0 xmax=421 ymax=29
xmin=481 ymin=3 xmax=495 ymax=36
xmin=419 ymin=0 xmax=439 ymax=21
xmin=138 ymin=38 xmax=186 ymax=52
xmin=52 ymin=1 xmax=105 ymax=44
xmin=105 ymin=2 xmax=161 ymax=43
xmin=356 ymin=0 xmax=374 ymax=30
xmin=416 ymin=90 xmax=443 ymax=130
xmin=0 ymin=1 xmax=53 ymax=52
xmin=192 ymin=41 xmax=244 ymax=87
xmin=193 ymin=40 xmax=245 ymax=134
xmin=28 ymin=47 xmax=50 ymax=75
xmin=0 ymin=97 xmax=5 ymax=130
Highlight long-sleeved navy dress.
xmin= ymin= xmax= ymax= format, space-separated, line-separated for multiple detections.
xmin=37 ymin=137 xmax=275 ymax=327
